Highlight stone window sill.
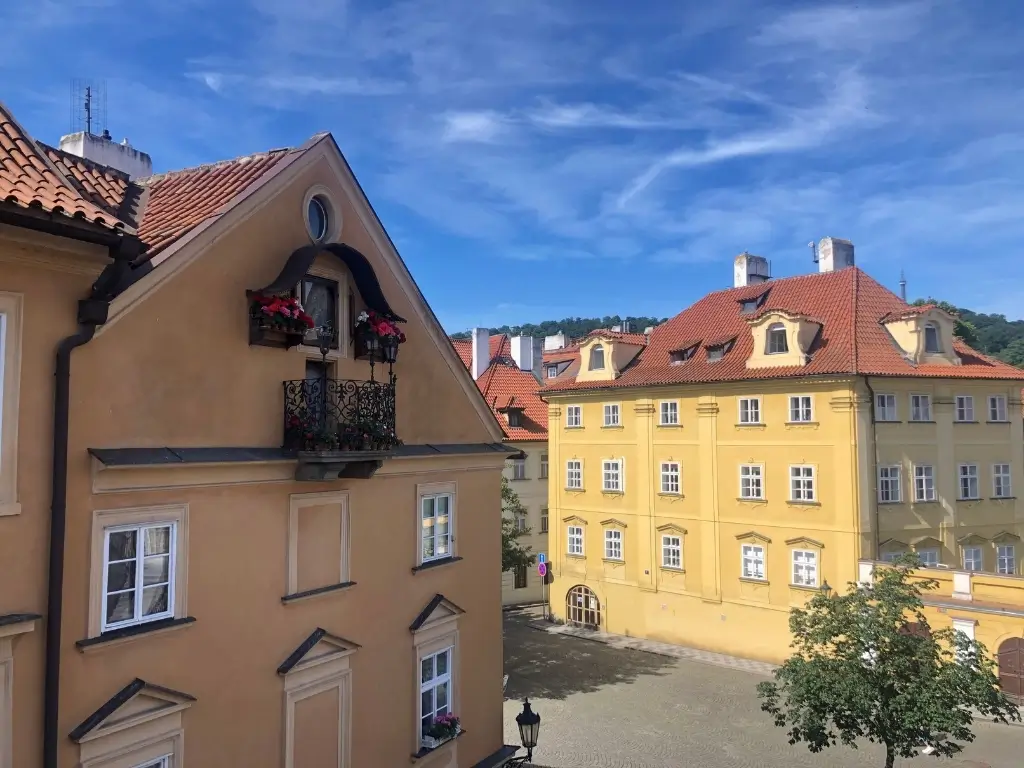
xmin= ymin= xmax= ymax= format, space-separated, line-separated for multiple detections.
xmin=660 ymin=566 xmax=685 ymax=573
xmin=601 ymin=424 xmax=624 ymax=429
xmin=787 ymin=500 xmax=820 ymax=506
xmin=281 ymin=581 xmax=356 ymax=604
xmin=412 ymin=728 xmax=466 ymax=761
xmin=412 ymin=556 xmax=463 ymax=573
xmin=657 ymin=423 xmax=682 ymax=428
xmin=566 ymin=553 xmax=586 ymax=561
xmin=789 ymin=583 xmax=819 ymax=592
xmin=785 ymin=421 xmax=819 ymax=426
xmin=508 ymin=477 xmax=530 ymax=481
xmin=603 ymin=557 xmax=624 ymax=565
xmin=739 ymin=577 xmax=769 ymax=585
xmin=908 ymin=420 xmax=937 ymax=424
xmin=657 ymin=492 xmax=683 ymax=498
xmin=987 ymin=420 xmax=1010 ymax=424
xmin=735 ymin=423 xmax=765 ymax=428
xmin=565 ymin=486 xmax=585 ymax=492
xmin=76 ymin=616 xmax=196 ymax=653
xmin=991 ymin=496 xmax=1016 ymax=501
xmin=737 ymin=496 xmax=766 ymax=503
xmin=954 ymin=420 xmax=980 ymax=424
xmin=874 ymin=419 xmax=902 ymax=424
xmin=564 ymin=425 xmax=585 ymax=430
xmin=958 ymin=497 xmax=983 ymax=502
xmin=602 ymin=490 xmax=624 ymax=496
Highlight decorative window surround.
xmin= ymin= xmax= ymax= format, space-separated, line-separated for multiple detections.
xmin=410 ymin=594 xmax=464 ymax=758
xmin=566 ymin=459 xmax=583 ymax=490
xmin=661 ymin=534 xmax=682 ymax=570
xmin=88 ymin=505 xmax=189 ymax=641
xmin=739 ymin=464 xmax=764 ymax=500
xmin=660 ymin=462 xmax=681 ymax=495
xmin=287 ymin=491 xmax=351 ymax=600
xmin=789 ymin=465 xmax=816 ymax=502
xmin=0 ymin=293 xmax=23 ymax=517
xmin=0 ymin=615 xmax=39 ymax=768
xmin=602 ymin=459 xmax=624 ymax=493
xmin=417 ymin=482 xmax=457 ymax=567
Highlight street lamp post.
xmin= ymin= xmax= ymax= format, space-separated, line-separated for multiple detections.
xmin=819 ymin=580 xmax=833 ymax=598
xmin=508 ymin=699 xmax=540 ymax=765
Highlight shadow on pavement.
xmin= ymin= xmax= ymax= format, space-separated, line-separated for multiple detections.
xmin=503 ymin=608 xmax=676 ymax=701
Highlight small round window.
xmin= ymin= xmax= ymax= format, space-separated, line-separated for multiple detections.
xmin=306 ymin=195 xmax=329 ymax=242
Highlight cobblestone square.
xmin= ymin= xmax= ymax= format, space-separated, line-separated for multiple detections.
xmin=502 ymin=608 xmax=1019 ymax=768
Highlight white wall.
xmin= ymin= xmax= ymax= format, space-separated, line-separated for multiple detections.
xmin=501 ymin=441 xmax=549 ymax=605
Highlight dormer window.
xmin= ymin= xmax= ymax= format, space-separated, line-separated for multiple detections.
xmin=924 ymin=323 xmax=941 ymax=353
xmin=507 ymin=410 xmax=523 ymax=428
xmin=589 ymin=345 xmax=605 ymax=370
xmin=669 ymin=345 xmax=697 ymax=365
xmin=706 ymin=340 xmax=734 ymax=362
xmin=766 ymin=323 xmax=788 ymax=355
xmin=546 ymin=365 xmax=559 ymax=379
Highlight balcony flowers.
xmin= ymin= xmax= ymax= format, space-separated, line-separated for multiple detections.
xmin=422 ymin=713 xmax=461 ymax=749
xmin=250 ymin=292 xmax=315 ymax=334
xmin=355 ymin=309 xmax=406 ymax=362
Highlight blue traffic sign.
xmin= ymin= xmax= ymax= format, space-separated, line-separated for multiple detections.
xmin=537 ymin=553 xmax=546 ymax=564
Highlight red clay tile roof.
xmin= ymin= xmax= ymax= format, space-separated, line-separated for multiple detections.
xmin=0 ymin=103 xmax=128 ymax=230
xmin=41 ymin=143 xmax=131 ymax=215
xmin=543 ymin=268 xmax=1024 ymax=393
xmin=449 ymin=334 xmax=547 ymax=440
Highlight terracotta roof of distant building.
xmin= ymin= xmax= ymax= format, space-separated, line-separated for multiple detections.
xmin=543 ymin=268 xmax=1024 ymax=393
xmin=41 ymin=143 xmax=131 ymax=215
xmin=0 ymin=102 xmax=129 ymax=231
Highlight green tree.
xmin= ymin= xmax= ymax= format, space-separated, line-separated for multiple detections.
xmin=501 ymin=476 xmax=535 ymax=573
xmin=911 ymin=298 xmax=979 ymax=347
xmin=757 ymin=556 xmax=1019 ymax=768
xmin=997 ymin=337 xmax=1024 ymax=367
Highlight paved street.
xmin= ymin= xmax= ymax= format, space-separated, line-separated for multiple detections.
xmin=502 ymin=607 xmax=1020 ymax=768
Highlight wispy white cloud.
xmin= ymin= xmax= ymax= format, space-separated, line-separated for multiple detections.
xmin=441 ymin=111 xmax=508 ymax=143
xmin=754 ymin=2 xmax=931 ymax=50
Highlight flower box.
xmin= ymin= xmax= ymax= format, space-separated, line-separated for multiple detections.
xmin=420 ymin=724 xmax=461 ymax=751
xmin=354 ymin=310 xmax=406 ymax=363
xmin=248 ymin=292 xmax=314 ymax=350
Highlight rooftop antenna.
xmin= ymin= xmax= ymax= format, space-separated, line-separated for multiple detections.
xmin=899 ymin=270 xmax=907 ymax=302
xmin=70 ymin=79 xmax=108 ymax=137
xmin=808 ymin=240 xmax=818 ymax=264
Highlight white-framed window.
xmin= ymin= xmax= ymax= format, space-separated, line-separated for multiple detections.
xmin=660 ymin=462 xmax=681 ymax=494
xmin=603 ymin=403 xmax=620 ymax=427
xmin=955 ymin=395 xmax=975 ymax=422
xmin=604 ymin=529 xmax=623 ymax=560
xmin=589 ymin=344 xmax=605 ymax=370
xmin=602 ymin=459 xmax=623 ymax=492
xmin=134 ymin=757 xmax=170 ymax=768
xmin=875 ymin=393 xmax=898 ymax=421
xmin=421 ymin=493 xmax=453 ymax=563
xmin=878 ymin=465 xmax=902 ymax=503
xmin=910 ymin=394 xmax=932 ymax=422
xmin=740 ymin=464 xmax=764 ymax=499
xmin=511 ymin=458 xmax=526 ymax=480
xmin=419 ymin=646 xmax=453 ymax=739
xmin=989 ymin=394 xmax=1008 ymax=422
xmin=540 ymin=507 xmax=548 ymax=533
xmin=791 ymin=549 xmax=818 ymax=587
xmin=659 ymin=400 xmax=679 ymax=425
xmin=515 ymin=514 xmax=528 ymax=533
xmin=567 ymin=525 xmax=584 ymax=556
xmin=917 ymin=548 xmax=940 ymax=567
xmin=997 ymin=544 xmax=1016 ymax=575
xmin=962 ymin=546 xmax=982 ymax=572
xmin=924 ymin=323 xmax=941 ymax=353
xmin=566 ymin=459 xmax=583 ymax=490
xmin=958 ymin=464 xmax=979 ymax=500
xmin=788 ymin=395 xmax=813 ymax=423
xmin=546 ymin=365 xmax=558 ymax=379
xmin=766 ymin=323 xmax=788 ymax=354
xmin=738 ymin=397 xmax=761 ymax=424
xmin=993 ymin=463 xmax=1012 ymax=498
xmin=566 ymin=405 xmax=582 ymax=427
xmin=539 ymin=453 xmax=549 ymax=479
xmin=661 ymin=535 xmax=682 ymax=569
xmin=789 ymin=465 xmax=816 ymax=502
xmin=102 ymin=523 xmax=176 ymax=632
xmin=913 ymin=465 xmax=936 ymax=502
xmin=881 ymin=550 xmax=906 ymax=563
xmin=741 ymin=544 xmax=766 ymax=580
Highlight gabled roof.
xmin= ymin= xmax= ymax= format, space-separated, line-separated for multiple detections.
xmin=543 ymin=267 xmax=1024 ymax=393
xmin=449 ymin=333 xmax=547 ymax=441
xmin=0 ymin=102 xmax=129 ymax=231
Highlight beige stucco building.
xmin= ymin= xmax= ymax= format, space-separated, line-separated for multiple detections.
xmin=0 ymin=102 xmax=518 ymax=767
xmin=452 ymin=331 xmax=549 ymax=605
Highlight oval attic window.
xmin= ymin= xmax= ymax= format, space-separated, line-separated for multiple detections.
xmin=307 ymin=196 xmax=329 ymax=242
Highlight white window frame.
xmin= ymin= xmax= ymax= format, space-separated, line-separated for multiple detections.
xmin=958 ymin=463 xmax=980 ymax=500
xmin=923 ymin=322 xmax=941 ymax=353
xmin=420 ymin=492 xmax=454 ymax=563
xmin=788 ymin=395 xmax=813 ymax=423
xmin=997 ymin=544 xmax=1016 ymax=575
xmin=910 ymin=393 xmax=932 ymax=422
xmin=877 ymin=465 xmax=902 ymax=503
xmin=602 ymin=459 xmax=623 ymax=492
xmin=0 ymin=295 xmax=24 ymax=517
xmin=660 ymin=461 xmax=681 ymax=494
xmin=789 ymin=465 xmax=816 ymax=502
xmin=741 ymin=544 xmax=766 ymax=580
xmin=962 ymin=546 xmax=982 ymax=572
xmin=514 ymin=514 xmax=528 ymax=533
xmin=791 ymin=549 xmax=818 ymax=587
xmin=913 ymin=465 xmax=936 ymax=502
xmin=566 ymin=405 xmax=582 ymax=428
xmin=566 ymin=459 xmax=583 ymax=490
xmin=881 ymin=550 xmax=906 ymax=563
xmin=738 ymin=397 xmax=761 ymax=425
xmin=567 ymin=525 xmax=584 ymax=556
xmin=510 ymin=458 xmax=526 ymax=481
xmin=661 ymin=534 xmax=682 ymax=569
xmin=917 ymin=548 xmax=940 ymax=567
xmin=659 ymin=400 xmax=679 ymax=425
xmin=419 ymin=646 xmax=454 ymax=739
xmin=988 ymin=394 xmax=1008 ymax=422
xmin=101 ymin=522 xmax=177 ymax=633
xmin=540 ymin=507 xmax=548 ymax=533
xmin=604 ymin=529 xmax=623 ymax=561
xmin=603 ymin=403 xmax=621 ymax=427
xmin=993 ymin=463 xmax=1012 ymax=498
xmin=766 ymin=324 xmax=788 ymax=354
xmin=539 ymin=453 xmax=548 ymax=479
xmin=740 ymin=464 xmax=764 ymax=499
xmin=875 ymin=393 xmax=897 ymax=422
xmin=955 ymin=395 xmax=975 ymax=422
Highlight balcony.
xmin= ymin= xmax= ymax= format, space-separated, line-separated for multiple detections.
xmin=283 ymin=377 xmax=400 ymax=480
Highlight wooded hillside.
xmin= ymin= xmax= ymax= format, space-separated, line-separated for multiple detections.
xmin=450 ymin=315 xmax=666 ymax=341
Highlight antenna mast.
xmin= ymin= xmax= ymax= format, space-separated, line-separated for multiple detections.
xmin=899 ymin=270 xmax=907 ymax=302
xmin=70 ymin=79 xmax=108 ymax=136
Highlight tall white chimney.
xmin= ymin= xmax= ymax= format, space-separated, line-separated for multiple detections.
xmin=511 ymin=336 xmax=543 ymax=381
xmin=58 ymin=129 xmax=152 ymax=179
xmin=470 ymin=328 xmax=489 ymax=380
xmin=734 ymin=252 xmax=771 ymax=288
xmin=818 ymin=237 xmax=854 ymax=273
xmin=544 ymin=332 xmax=566 ymax=351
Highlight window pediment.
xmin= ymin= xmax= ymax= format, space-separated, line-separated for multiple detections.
xmin=956 ymin=533 xmax=988 ymax=546
xmin=277 ymin=627 xmax=360 ymax=675
xmin=992 ymin=530 xmax=1021 ymax=544
xmin=656 ymin=523 xmax=687 ymax=535
xmin=69 ymin=678 xmax=195 ymax=744
xmin=410 ymin=593 xmax=465 ymax=633
xmin=879 ymin=538 xmax=909 ymax=551
xmin=600 ymin=518 xmax=627 ymax=529
xmin=562 ymin=514 xmax=587 ymax=526
xmin=912 ymin=535 xmax=943 ymax=549
xmin=745 ymin=311 xmax=821 ymax=370
xmin=735 ymin=531 xmax=771 ymax=544
xmin=784 ymin=536 xmax=824 ymax=549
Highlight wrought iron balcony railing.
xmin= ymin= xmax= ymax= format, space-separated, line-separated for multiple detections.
xmin=283 ymin=377 xmax=399 ymax=453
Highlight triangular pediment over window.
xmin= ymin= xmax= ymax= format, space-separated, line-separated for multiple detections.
xmin=735 ymin=531 xmax=771 ymax=544
xmin=562 ymin=514 xmax=587 ymax=526
xmin=785 ymin=536 xmax=824 ymax=549
xmin=912 ymin=536 xmax=943 ymax=549
xmin=409 ymin=593 xmax=465 ymax=632
xmin=879 ymin=538 xmax=909 ymax=551
xmin=656 ymin=523 xmax=687 ymax=535
xmin=277 ymin=627 xmax=361 ymax=675
xmin=956 ymin=533 xmax=988 ymax=546
xmin=600 ymin=518 xmax=627 ymax=529
xmin=992 ymin=530 xmax=1021 ymax=544
xmin=69 ymin=678 xmax=195 ymax=743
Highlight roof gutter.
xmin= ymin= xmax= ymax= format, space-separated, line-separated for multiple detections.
xmin=43 ymin=234 xmax=139 ymax=768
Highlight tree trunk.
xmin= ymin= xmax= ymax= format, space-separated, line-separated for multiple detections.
xmin=884 ymin=743 xmax=895 ymax=768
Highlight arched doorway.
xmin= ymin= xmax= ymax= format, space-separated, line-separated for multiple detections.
xmin=998 ymin=638 xmax=1024 ymax=703
xmin=566 ymin=585 xmax=601 ymax=630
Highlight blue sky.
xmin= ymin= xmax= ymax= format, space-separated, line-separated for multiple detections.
xmin=4 ymin=1 xmax=1024 ymax=331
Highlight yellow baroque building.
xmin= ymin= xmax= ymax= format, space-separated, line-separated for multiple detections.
xmin=542 ymin=246 xmax=1024 ymax=691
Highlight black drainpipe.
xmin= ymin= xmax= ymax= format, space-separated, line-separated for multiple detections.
xmin=43 ymin=244 xmax=136 ymax=768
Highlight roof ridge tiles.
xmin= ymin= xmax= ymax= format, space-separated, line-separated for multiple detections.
xmin=137 ymin=147 xmax=296 ymax=185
